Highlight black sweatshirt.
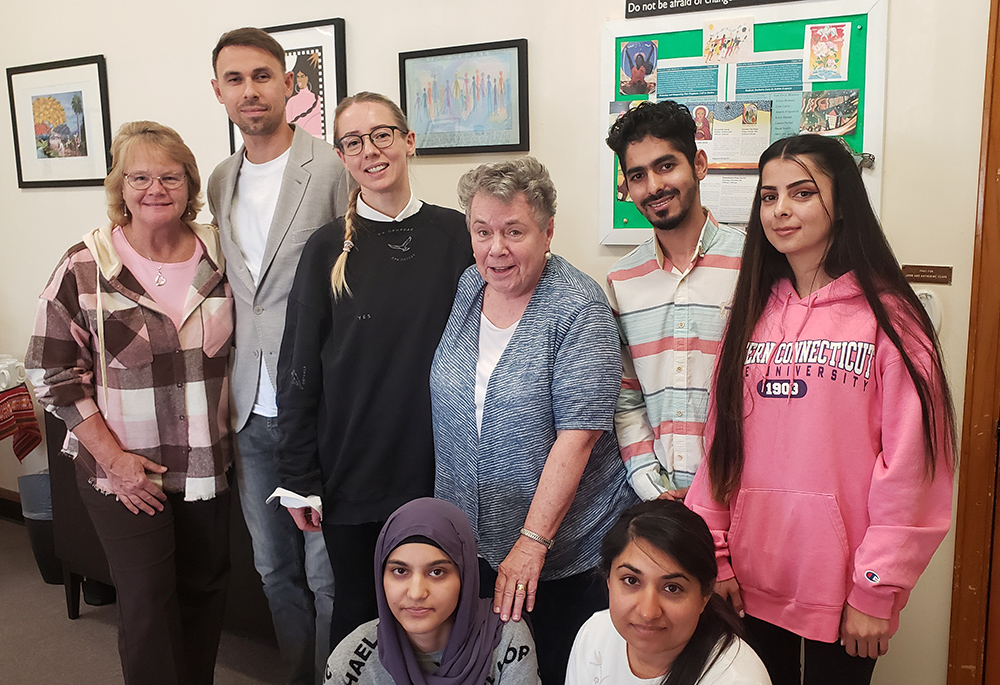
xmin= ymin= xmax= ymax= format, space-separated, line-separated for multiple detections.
xmin=276 ymin=203 xmax=473 ymax=524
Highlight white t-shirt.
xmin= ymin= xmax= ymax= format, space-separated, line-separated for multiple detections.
xmin=233 ymin=148 xmax=290 ymax=417
xmin=566 ymin=610 xmax=771 ymax=685
xmin=475 ymin=312 xmax=519 ymax=433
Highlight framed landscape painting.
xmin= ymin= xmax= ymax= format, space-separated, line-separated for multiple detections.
xmin=7 ymin=55 xmax=112 ymax=188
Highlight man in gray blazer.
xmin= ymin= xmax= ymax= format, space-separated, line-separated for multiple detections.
xmin=208 ymin=27 xmax=349 ymax=685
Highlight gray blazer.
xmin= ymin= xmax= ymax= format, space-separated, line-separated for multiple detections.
xmin=207 ymin=125 xmax=350 ymax=431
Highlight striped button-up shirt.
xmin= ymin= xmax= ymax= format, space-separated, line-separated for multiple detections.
xmin=607 ymin=211 xmax=744 ymax=499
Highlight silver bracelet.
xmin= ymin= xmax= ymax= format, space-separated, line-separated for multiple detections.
xmin=520 ymin=527 xmax=554 ymax=550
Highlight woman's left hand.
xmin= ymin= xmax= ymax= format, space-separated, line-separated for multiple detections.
xmin=840 ymin=603 xmax=890 ymax=658
xmin=494 ymin=536 xmax=547 ymax=622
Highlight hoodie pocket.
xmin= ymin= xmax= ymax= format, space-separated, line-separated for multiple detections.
xmin=729 ymin=488 xmax=850 ymax=610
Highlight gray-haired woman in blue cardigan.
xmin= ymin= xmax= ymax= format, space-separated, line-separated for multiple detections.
xmin=430 ymin=157 xmax=638 ymax=685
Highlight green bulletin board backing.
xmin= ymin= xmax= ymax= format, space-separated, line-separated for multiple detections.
xmin=600 ymin=0 xmax=887 ymax=244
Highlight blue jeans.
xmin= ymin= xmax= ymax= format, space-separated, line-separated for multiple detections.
xmin=236 ymin=413 xmax=335 ymax=685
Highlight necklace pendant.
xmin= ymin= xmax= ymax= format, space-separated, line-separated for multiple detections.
xmin=154 ymin=267 xmax=166 ymax=287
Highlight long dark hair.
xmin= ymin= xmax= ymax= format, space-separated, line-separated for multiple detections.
xmin=600 ymin=500 xmax=743 ymax=685
xmin=707 ymin=134 xmax=956 ymax=503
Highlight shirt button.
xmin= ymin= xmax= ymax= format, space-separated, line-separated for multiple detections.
xmin=677 ymin=321 xmax=685 ymax=329
xmin=179 ymin=415 xmax=186 ymax=421
xmin=676 ymin=410 xmax=683 ymax=417
xmin=176 ymin=383 xmax=183 ymax=388
xmin=253 ymin=306 xmax=264 ymax=315
xmin=676 ymin=366 xmax=682 ymax=372
xmin=253 ymin=349 xmax=261 ymax=358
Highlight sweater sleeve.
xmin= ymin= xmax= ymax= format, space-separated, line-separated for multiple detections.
xmin=607 ymin=276 xmax=665 ymax=500
xmin=24 ymin=252 xmax=101 ymax=431
xmin=275 ymin=231 xmax=334 ymax=499
xmin=845 ymin=345 xmax=953 ymax=621
xmin=552 ymin=301 xmax=621 ymax=432
xmin=493 ymin=619 xmax=541 ymax=685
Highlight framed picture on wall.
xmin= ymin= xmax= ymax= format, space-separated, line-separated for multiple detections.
xmin=227 ymin=17 xmax=348 ymax=153
xmin=6 ymin=55 xmax=112 ymax=188
xmin=399 ymin=39 xmax=529 ymax=155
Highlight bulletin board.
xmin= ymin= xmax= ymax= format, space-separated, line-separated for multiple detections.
xmin=599 ymin=0 xmax=887 ymax=245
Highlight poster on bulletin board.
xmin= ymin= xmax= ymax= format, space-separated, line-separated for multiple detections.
xmin=600 ymin=0 xmax=886 ymax=245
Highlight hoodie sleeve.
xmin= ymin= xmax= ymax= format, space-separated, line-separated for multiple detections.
xmin=846 ymin=334 xmax=953 ymax=621
xmin=686 ymin=442 xmax=737 ymax=583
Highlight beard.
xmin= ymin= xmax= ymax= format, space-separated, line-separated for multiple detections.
xmin=234 ymin=101 xmax=285 ymax=138
xmin=641 ymin=186 xmax=696 ymax=231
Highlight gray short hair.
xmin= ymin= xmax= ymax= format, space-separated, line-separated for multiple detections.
xmin=456 ymin=157 xmax=557 ymax=227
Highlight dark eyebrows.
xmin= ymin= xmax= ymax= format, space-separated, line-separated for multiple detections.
xmin=625 ymin=153 xmax=679 ymax=178
xmin=222 ymin=66 xmax=274 ymax=80
xmin=385 ymin=558 xmax=456 ymax=570
xmin=616 ymin=562 xmax=691 ymax=582
xmin=761 ymin=179 xmax=816 ymax=193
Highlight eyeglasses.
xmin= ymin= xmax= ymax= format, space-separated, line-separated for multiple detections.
xmin=337 ymin=126 xmax=404 ymax=156
xmin=124 ymin=173 xmax=186 ymax=191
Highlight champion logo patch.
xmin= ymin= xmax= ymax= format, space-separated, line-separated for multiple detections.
xmin=865 ymin=570 xmax=880 ymax=584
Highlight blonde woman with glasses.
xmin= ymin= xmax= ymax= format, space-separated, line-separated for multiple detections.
xmin=270 ymin=92 xmax=473 ymax=647
xmin=26 ymin=121 xmax=234 ymax=685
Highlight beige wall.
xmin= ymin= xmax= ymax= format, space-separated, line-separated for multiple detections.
xmin=0 ymin=0 xmax=989 ymax=681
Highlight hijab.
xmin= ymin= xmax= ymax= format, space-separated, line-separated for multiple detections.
xmin=375 ymin=498 xmax=504 ymax=685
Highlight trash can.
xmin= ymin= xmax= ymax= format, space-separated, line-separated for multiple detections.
xmin=17 ymin=471 xmax=62 ymax=585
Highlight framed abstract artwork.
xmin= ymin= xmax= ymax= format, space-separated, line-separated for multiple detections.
xmin=399 ymin=39 xmax=529 ymax=155
xmin=7 ymin=55 xmax=112 ymax=188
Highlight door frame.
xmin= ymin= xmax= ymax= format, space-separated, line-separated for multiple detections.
xmin=947 ymin=0 xmax=1000 ymax=680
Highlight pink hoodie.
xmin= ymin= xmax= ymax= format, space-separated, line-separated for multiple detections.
xmin=687 ymin=272 xmax=953 ymax=643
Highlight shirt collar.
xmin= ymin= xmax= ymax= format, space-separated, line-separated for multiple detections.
xmin=652 ymin=207 xmax=720 ymax=271
xmin=356 ymin=192 xmax=423 ymax=222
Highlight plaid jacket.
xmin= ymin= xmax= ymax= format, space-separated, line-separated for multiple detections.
xmin=25 ymin=223 xmax=234 ymax=501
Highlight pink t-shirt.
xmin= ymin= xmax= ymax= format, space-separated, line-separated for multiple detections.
xmin=112 ymin=226 xmax=204 ymax=329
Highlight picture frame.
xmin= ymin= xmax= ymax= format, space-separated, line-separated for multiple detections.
xmin=228 ymin=18 xmax=348 ymax=153
xmin=7 ymin=55 xmax=112 ymax=188
xmin=399 ymin=39 xmax=529 ymax=155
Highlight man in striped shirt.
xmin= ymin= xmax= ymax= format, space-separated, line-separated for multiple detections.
xmin=605 ymin=101 xmax=745 ymax=501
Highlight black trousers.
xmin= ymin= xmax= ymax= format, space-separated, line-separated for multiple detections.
xmin=78 ymin=471 xmax=231 ymax=685
xmin=743 ymin=614 xmax=878 ymax=685
xmin=321 ymin=520 xmax=385 ymax=647
xmin=479 ymin=558 xmax=607 ymax=685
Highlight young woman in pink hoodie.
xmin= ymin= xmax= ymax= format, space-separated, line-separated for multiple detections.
xmin=686 ymin=134 xmax=955 ymax=685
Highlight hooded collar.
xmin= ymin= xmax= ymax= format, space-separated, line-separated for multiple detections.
xmin=82 ymin=221 xmax=225 ymax=283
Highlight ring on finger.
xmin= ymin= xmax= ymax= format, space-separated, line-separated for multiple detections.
xmin=516 ymin=583 xmax=527 ymax=593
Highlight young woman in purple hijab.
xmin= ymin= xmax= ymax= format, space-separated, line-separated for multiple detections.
xmin=324 ymin=498 xmax=541 ymax=685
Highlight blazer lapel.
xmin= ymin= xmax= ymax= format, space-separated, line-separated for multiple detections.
xmin=217 ymin=151 xmax=256 ymax=293
xmin=259 ymin=128 xmax=311 ymax=281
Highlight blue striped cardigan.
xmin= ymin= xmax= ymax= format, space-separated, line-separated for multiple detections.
xmin=430 ymin=255 xmax=638 ymax=579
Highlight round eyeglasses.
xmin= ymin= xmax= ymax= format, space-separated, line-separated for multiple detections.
xmin=337 ymin=126 xmax=404 ymax=156
xmin=124 ymin=173 xmax=187 ymax=191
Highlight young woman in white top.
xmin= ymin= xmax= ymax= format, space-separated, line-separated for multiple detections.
xmin=567 ymin=500 xmax=770 ymax=685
